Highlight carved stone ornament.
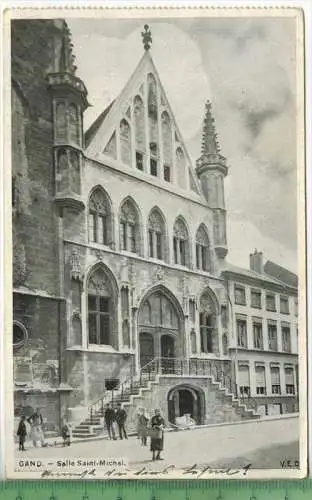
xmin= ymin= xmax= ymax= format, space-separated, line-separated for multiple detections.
xmin=70 ymin=248 xmax=84 ymax=282
xmin=154 ymin=266 xmax=165 ymax=282
xmin=94 ymin=249 xmax=105 ymax=261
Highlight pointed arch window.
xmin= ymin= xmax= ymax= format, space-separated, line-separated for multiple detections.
xmin=148 ymin=208 xmax=166 ymax=261
xmin=196 ymin=224 xmax=211 ymax=271
xmin=120 ymin=119 xmax=132 ymax=166
xmin=88 ymin=187 xmax=112 ymax=246
xmin=199 ymin=292 xmax=217 ymax=354
xmin=87 ymin=266 xmax=117 ymax=347
xmin=148 ymin=74 xmax=159 ymax=176
xmin=173 ymin=217 xmax=189 ymax=267
xmin=176 ymin=147 xmax=186 ymax=189
xmin=134 ymin=95 xmax=145 ymax=171
xmin=161 ymin=111 xmax=172 ymax=182
xmin=119 ymin=198 xmax=140 ymax=254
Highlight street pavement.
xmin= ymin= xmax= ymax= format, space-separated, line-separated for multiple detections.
xmin=15 ymin=417 xmax=299 ymax=470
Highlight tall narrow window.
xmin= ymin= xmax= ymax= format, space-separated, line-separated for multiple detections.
xmin=88 ymin=187 xmax=111 ymax=246
xmin=238 ymin=364 xmax=250 ymax=396
xmin=253 ymin=318 xmax=263 ymax=349
xmin=134 ymin=95 xmax=145 ymax=170
xmin=266 ymin=293 xmax=276 ymax=312
xmin=236 ymin=315 xmax=247 ymax=348
xmin=121 ymin=286 xmax=130 ymax=348
xmin=173 ymin=217 xmax=189 ymax=267
xmin=268 ymin=321 xmax=278 ymax=351
xmin=176 ymin=147 xmax=186 ymax=189
xmin=87 ymin=266 xmax=117 ymax=347
xmin=161 ymin=111 xmax=172 ymax=181
xmin=270 ymin=366 xmax=281 ymax=394
xmin=147 ymin=208 xmax=166 ymax=261
xmin=148 ymin=74 xmax=159 ymax=178
xmin=120 ymin=119 xmax=132 ymax=166
xmin=199 ymin=292 xmax=217 ymax=354
xmin=282 ymin=323 xmax=291 ymax=353
xmin=195 ymin=224 xmax=211 ymax=271
xmin=119 ymin=198 xmax=140 ymax=254
xmin=285 ymin=366 xmax=295 ymax=394
xmin=255 ymin=365 xmax=266 ymax=394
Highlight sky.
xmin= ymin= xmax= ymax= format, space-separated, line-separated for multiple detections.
xmin=67 ymin=16 xmax=298 ymax=273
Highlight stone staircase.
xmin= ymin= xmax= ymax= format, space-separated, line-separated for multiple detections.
xmin=71 ymin=358 xmax=259 ymax=439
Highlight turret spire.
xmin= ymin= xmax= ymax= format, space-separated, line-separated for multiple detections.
xmin=141 ymin=24 xmax=152 ymax=51
xmin=59 ymin=21 xmax=77 ymax=74
xmin=201 ymin=100 xmax=221 ymax=155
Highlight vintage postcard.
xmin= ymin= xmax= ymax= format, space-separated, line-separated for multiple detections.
xmin=2 ymin=4 xmax=307 ymax=479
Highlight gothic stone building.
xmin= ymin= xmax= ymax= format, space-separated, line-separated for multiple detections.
xmin=11 ymin=20 xmax=298 ymax=437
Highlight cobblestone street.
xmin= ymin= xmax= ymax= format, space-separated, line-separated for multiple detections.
xmin=16 ymin=417 xmax=299 ymax=470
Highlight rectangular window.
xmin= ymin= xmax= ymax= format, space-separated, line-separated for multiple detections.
xmin=88 ymin=295 xmax=97 ymax=311
xmin=156 ymin=232 xmax=162 ymax=259
xmin=266 ymin=293 xmax=276 ymax=312
xmin=120 ymin=222 xmax=127 ymax=250
xmin=99 ymin=297 xmax=109 ymax=313
xmin=285 ymin=367 xmax=295 ymax=394
xmin=88 ymin=314 xmax=97 ymax=344
xmin=238 ymin=365 xmax=250 ymax=396
xmin=282 ymin=325 xmax=291 ymax=353
xmin=251 ymin=289 xmax=262 ymax=309
xmin=173 ymin=237 xmax=178 ymax=264
xmin=280 ymin=296 xmax=289 ymax=314
xmin=236 ymin=318 xmax=247 ymax=347
xmin=189 ymin=299 xmax=196 ymax=323
xmin=148 ymin=230 xmax=154 ymax=258
xmin=99 ymin=215 xmax=107 ymax=245
xmin=179 ymin=239 xmax=186 ymax=266
xmin=99 ymin=315 xmax=110 ymax=345
xmin=253 ymin=320 xmax=263 ymax=350
xmin=164 ymin=164 xmax=171 ymax=182
xmin=294 ymin=299 xmax=298 ymax=317
xmin=234 ymin=285 xmax=246 ymax=305
xmin=150 ymin=158 xmax=157 ymax=176
xmin=268 ymin=322 xmax=278 ymax=351
xmin=255 ymin=365 xmax=266 ymax=395
xmin=89 ymin=213 xmax=97 ymax=242
xmin=196 ymin=244 xmax=200 ymax=269
xmin=136 ymin=151 xmax=144 ymax=171
xmin=271 ymin=366 xmax=281 ymax=394
xmin=202 ymin=246 xmax=208 ymax=271
xmin=128 ymin=223 xmax=136 ymax=253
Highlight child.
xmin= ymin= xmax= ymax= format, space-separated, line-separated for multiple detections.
xmin=61 ymin=421 xmax=71 ymax=447
xmin=17 ymin=415 xmax=27 ymax=451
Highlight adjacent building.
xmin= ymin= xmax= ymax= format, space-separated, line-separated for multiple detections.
xmin=11 ymin=20 xmax=298 ymax=437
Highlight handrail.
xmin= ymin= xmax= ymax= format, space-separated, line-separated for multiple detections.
xmin=88 ymin=356 xmax=259 ymax=419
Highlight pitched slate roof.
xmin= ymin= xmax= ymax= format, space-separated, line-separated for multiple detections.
xmin=84 ymin=100 xmax=115 ymax=148
xmin=264 ymin=260 xmax=298 ymax=288
xmin=222 ymin=262 xmax=285 ymax=286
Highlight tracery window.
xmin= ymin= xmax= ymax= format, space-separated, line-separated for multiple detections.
xmin=173 ymin=217 xmax=189 ymax=267
xmin=88 ymin=187 xmax=112 ymax=246
xmin=87 ymin=266 xmax=117 ymax=347
xmin=148 ymin=208 xmax=166 ymax=261
xmin=199 ymin=292 xmax=217 ymax=354
xmin=119 ymin=198 xmax=140 ymax=254
xmin=195 ymin=224 xmax=211 ymax=271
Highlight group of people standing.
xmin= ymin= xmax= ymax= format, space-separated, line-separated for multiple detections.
xmin=137 ymin=408 xmax=166 ymax=461
xmin=17 ymin=408 xmax=45 ymax=451
xmin=104 ymin=402 xmax=128 ymax=440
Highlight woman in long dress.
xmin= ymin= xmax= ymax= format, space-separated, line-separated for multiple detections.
xmin=150 ymin=409 xmax=165 ymax=461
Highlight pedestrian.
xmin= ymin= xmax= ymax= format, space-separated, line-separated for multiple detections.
xmin=115 ymin=403 xmax=128 ymax=440
xmin=61 ymin=420 xmax=71 ymax=447
xmin=104 ymin=403 xmax=117 ymax=440
xmin=17 ymin=415 xmax=27 ymax=451
xmin=150 ymin=408 xmax=165 ymax=461
xmin=137 ymin=408 xmax=149 ymax=446
xmin=27 ymin=407 xmax=45 ymax=448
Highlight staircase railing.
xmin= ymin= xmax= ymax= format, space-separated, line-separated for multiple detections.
xmin=89 ymin=356 xmax=258 ymax=419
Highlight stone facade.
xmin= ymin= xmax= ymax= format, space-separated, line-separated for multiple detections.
xmin=11 ymin=20 xmax=298 ymax=434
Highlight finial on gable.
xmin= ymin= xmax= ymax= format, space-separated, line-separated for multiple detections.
xmin=141 ymin=24 xmax=152 ymax=51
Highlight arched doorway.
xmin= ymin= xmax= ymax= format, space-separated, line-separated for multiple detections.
xmin=168 ymin=385 xmax=205 ymax=425
xmin=138 ymin=286 xmax=183 ymax=369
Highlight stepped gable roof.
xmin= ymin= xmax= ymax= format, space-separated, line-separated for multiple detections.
xmin=85 ymin=100 xmax=115 ymax=148
xmin=264 ymin=260 xmax=298 ymax=288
